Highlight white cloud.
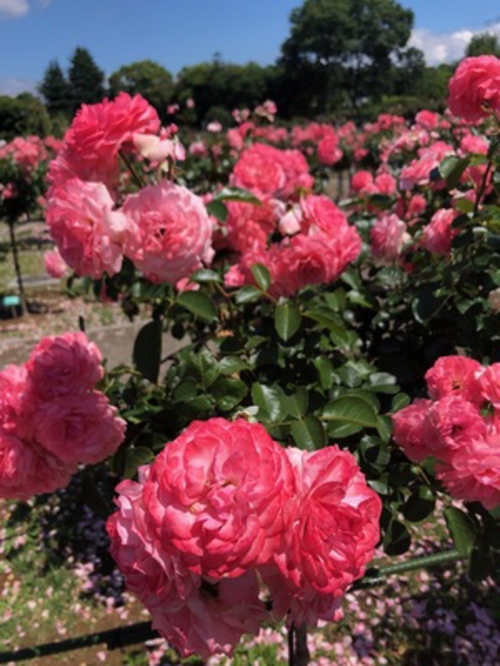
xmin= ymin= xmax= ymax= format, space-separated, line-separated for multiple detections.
xmin=0 ymin=78 xmax=37 ymax=96
xmin=0 ymin=0 xmax=29 ymax=18
xmin=410 ymin=23 xmax=500 ymax=66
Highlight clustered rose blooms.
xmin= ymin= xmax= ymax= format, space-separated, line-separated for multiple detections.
xmin=393 ymin=355 xmax=500 ymax=510
xmin=107 ymin=418 xmax=381 ymax=659
xmin=0 ymin=333 xmax=125 ymax=499
xmin=223 ymin=194 xmax=361 ymax=297
xmin=447 ymin=55 xmax=500 ymax=123
xmin=45 ymin=94 xmax=213 ymax=286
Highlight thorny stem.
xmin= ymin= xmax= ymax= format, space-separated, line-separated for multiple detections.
xmin=119 ymin=150 xmax=146 ymax=189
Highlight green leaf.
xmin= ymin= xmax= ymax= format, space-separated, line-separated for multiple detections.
xmin=368 ymin=372 xmax=398 ymax=394
xmin=251 ymin=383 xmax=287 ymax=422
xmin=190 ymin=268 xmax=222 ymax=283
xmin=133 ymin=320 xmax=162 ymax=383
xmin=212 ymin=378 xmax=248 ymax=411
xmin=313 ymin=356 xmax=335 ymax=391
xmin=291 ymin=415 xmax=326 ymax=450
xmin=275 ymin=301 xmax=301 ymax=341
xmin=192 ymin=349 xmax=220 ymax=389
xmin=403 ymin=487 xmax=435 ymax=522
xmin=285 ymin=388 xmax=309 ymax=418
xmin=445 ymin=507 xmax=477 ymax=556
xmin=235 ymin=285 xmax=261 ymax=304
xmin=325 ymin=422 xmax=363 ymax=439
xmin=391 ymin=392 xmax=411 ymax=412
xmin=468 ymin=546 xmax=494 ymax=582
xmin=219 ymin=356 xmax=249 ymax=375
xmin=172 ymin=379 xmax=198 ymax=403
xmin=384 ymin=519 xmax=411 ymax=556
xmin=251 ymin=263 xmax=271 ymax=291
xmin=124 ymin=447 xmax=155 ymax=479
xmin=206 ymin=199 xmax=228 ymax=222
xmin=212 ymin=187 xmax=262 ymax=205
xmin=177 ymin=291 xmax=218 ymax=322
xmin=323 ymin=397 xmax=379 ymax=432
xmin=439 ymin=155 xmax=471 ymax=189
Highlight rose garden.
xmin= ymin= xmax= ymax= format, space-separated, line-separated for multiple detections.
xmin=2 ymin=37 xmax=500 ymax=666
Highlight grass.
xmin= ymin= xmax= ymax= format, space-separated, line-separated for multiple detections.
xmin=0 ymin=248 xmax=47 ymax=292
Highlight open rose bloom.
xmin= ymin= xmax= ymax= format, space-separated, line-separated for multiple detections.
xmin=393 ymin=355 xmax=500 ymax=510
xmin=0 ymin=333 xmax=125 ymax=499
xmin=107 ymin=418 xmax=381 ymax=659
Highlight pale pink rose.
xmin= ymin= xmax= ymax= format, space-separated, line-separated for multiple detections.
xmin=448 ymin=56 xmax=500 ymax=122
xmin=207 ymin=121 xmax=222 ymax=133
xmin=122 ymin=181 xmax=214 ymax=284
xmin=279 ymin=205 xmax=303 ymax=236
xmin=44 ymin=248 xmax=68 ymax=279
xmin=142 ymin=418 xmax=295 ymax=578
xmin=422 ymin=208 xmax=459 ymax=255
xmin=186 ymin=98 xmax=195 ymax=109
xmin=266 ymin=446 xmax=381 ymax=626
xmin=189 ymin=140 xmax=208 ymax=157
xmin=133 ymin=133 xmax=185 ymax=163
xmin=425 ymin=356 xmax=483 ymax=405
xmin=392 ymin=399 xmax=434 ymax=463
xmin=31 ymin=391 xmax=125 ymax=465
xmin=370 ymin=214 xmax=409 ymax=264
xmin=25 ymin=332 xmax=103 ymax=400
xmin=167 ymin=104 xmax=179 ymax=115
xmin=46 ymin=178 xmax=127 ymax=278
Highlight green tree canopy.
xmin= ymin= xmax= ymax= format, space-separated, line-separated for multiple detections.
xmin=175 ymin=60 xmax=275 ymax=125
xmin=68 ymin=47 xmax=106 ymax=113
xmin=0 ymin=94 xmax=51 ymax=141
xmin=109 ymin=60 xmax=174 ymax=120
xmin=466 ymin=32 xmax=500 ymax=58
xmin=38 ymin=59 xmax=72 ymax=117
xmin=279 ymin=0 xmax=415 ymax=113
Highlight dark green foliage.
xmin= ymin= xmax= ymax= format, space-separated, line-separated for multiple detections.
xmin=38 ymin=59 xmax=72 ymax=117
xmin=109 ymin=60 xmax=174 ymax=121
xmin=68 ymin=47 xmax=106 ymax=113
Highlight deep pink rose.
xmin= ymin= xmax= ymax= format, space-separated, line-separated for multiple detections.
xmin=425 ymin=355 xmax=483 ymax=405
xmin=266 ymin=446 xmax=381 ymax=626
xmin=448 ymin=56 xmax=500 ymax=122
xmin=44 ymin=248 xmax=68 ymax=278
xmin=422 ymin=208 xmax=459 ymax=255
xmin=142 ymin=418 xmax=295 ymax=578
xmin=123 ymin=182 xmax=213 ymax=284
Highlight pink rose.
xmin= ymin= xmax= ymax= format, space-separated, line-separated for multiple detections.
xmin=422 ymin=208 xmax=459 ymax=255
xmin=266 ymin=446 xmax=381 ymax=626
xmin=370 ymin=214 xmax=409 ymax=264
xmin=44 ymin=248 xmax=68 ymax=279
xmin=142 ymin=418 xmax=295 ymax=578
xmin=122 ymin=181 xmax=214 ymax=284
xmin=25 ymin=332 xmax=103 ymax=399
xmin=448 ymin=56 xmax=500 ymax=122
xmin=46 ymin=178 xmax=127 ymax=278
xmin=425 ymin=356 xmax=483 ymax=405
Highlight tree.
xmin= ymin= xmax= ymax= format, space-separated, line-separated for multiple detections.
xmin=0 ymin=94 xmax=51 ymax=140
xmin=38 ymin=60 xmax=72 ymax=117
xmin=466 ymin=32 xmax=500 ymax=58
xmin=175 ymin=60 xmax=274 ymax=125
xmin=279 ymin=0 xmax=414 ymax=113
xmin=68 ymin=47 xmax=106 ymax=113
xmin=109 ymin=60 xmax=174 ymax=121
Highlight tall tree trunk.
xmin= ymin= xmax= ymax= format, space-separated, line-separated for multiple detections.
xmin=8 ymin=221 xmax=27 ymax=315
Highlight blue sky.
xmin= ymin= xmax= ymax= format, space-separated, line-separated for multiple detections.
xmin=1 ymin=0 xmax=500 ymax=96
